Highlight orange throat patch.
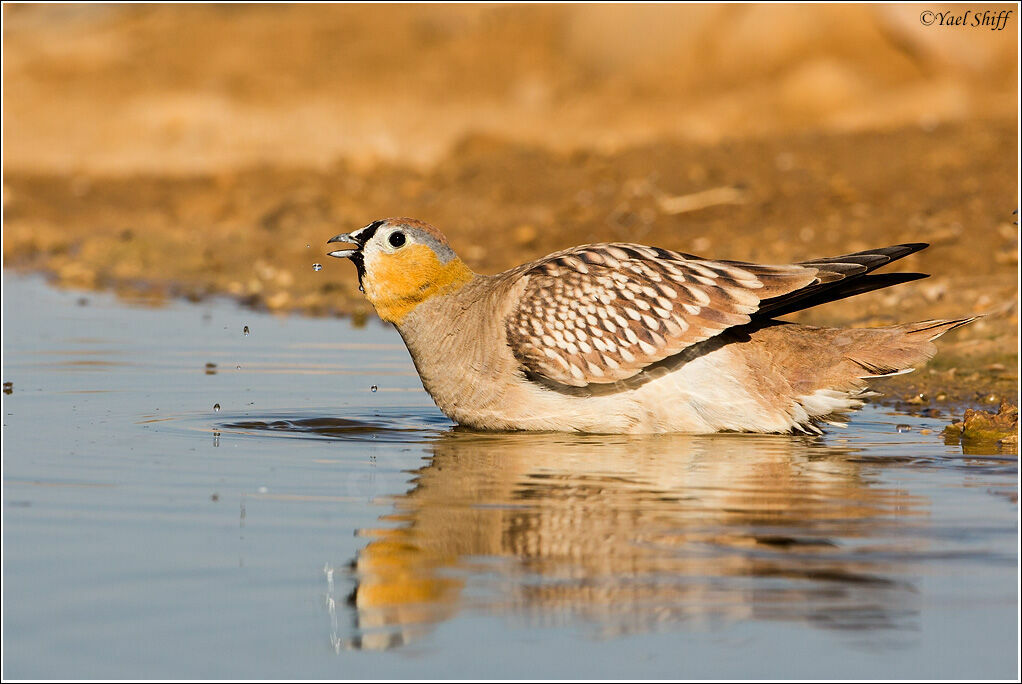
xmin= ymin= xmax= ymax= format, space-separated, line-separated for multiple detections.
xmin=363 ymin=244 xmax=474 ymax=324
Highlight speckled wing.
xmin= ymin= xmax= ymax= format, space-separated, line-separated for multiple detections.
xmin=505 ymin=243 xmax=831 ymax=387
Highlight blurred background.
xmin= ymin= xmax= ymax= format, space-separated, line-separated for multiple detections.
xmin=4 ymin=4 xmax=1018 ymax=172
xmin=3 ymin=3 xmax=1017 ymax=394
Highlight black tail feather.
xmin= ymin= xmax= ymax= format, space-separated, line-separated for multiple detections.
xmin=756 ymin=243 xmax=930 ymax=319
xmin=760 ymin=273 xmax=929 ymax=318
xmin=799 ymin=243 xmax=928 ymax=268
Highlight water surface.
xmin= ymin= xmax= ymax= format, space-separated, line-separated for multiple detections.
xmin=2 ymin=274 xmax=1017 ymax=678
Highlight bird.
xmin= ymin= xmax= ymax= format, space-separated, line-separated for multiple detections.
xmin=327 ymin=218 xmax=974 ymax=434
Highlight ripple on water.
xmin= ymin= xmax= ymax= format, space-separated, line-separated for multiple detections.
xmin=214 ymin=408 xmax=452 ymax=444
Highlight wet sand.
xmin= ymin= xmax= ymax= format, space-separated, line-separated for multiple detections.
xmin=5 ymin=122 xmax=1016 ymax=404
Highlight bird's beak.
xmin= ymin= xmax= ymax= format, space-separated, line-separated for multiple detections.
xmin=327 ymin=221 xmax=383 ymax=289
xmin=326 ymin=232 xmax=361 ymax=259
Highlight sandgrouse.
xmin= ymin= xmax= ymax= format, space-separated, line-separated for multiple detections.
xmin=328 ymin=218 xmax=973 ymax=434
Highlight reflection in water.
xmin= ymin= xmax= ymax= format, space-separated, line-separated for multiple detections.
xmin=333 ymin=429 xmax=927 ymax=651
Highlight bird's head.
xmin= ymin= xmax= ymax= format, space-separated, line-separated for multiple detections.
xmin=328 ymin=218 xmax=474 ymax=325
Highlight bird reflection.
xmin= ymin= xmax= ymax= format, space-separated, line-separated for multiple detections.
xmin=336 ymin=430 xmax=924 ymax=650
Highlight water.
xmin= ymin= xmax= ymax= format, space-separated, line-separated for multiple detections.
xmin=2 ymin=274 xmax=1017 ymax=678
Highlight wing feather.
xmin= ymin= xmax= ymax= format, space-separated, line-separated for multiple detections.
xmin=505 ymin=242 xmax=927 ymax=387
xmin=504 ymin=243 xmax=819 ymax=386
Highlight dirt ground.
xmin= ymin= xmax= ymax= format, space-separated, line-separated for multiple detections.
xmin=3 ymin=4 xmax=1018 ymax=407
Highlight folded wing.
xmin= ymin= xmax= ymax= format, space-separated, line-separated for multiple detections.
xmin=505 ymin=242 xmax=927 ymax=387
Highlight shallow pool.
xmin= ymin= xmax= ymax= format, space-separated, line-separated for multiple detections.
xmin=2 ymin=274 xmax=1017 ymax=678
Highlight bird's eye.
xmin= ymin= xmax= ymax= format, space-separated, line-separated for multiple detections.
xmin=388 ymin=231 xmax=406 ymax=248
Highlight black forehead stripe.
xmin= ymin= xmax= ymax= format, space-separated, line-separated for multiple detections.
xmin=354 ymin=220 xmax=385 ymax=243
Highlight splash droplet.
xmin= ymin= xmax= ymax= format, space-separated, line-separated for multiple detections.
xmin=305 ymin=243 xmax=311 ymax=249
xmin=213 ymin=403 xmax=221 ymax=412
xmin=313 ymin=263 xmax=323 ymax=272
xmin=370 ymin=385 xmax=378 ymax=392
xmin=243 ymin=325 xmax=250 ymax=336
xmin=236 ymin=364 xmax=241 ymax=370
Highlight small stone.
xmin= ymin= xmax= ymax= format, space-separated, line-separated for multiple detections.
xmin=944 ymin=402 xmax=1018 ymax=448
xmin=266 ymin=291 xmax=290 ymax=310
xmin=941 ymin=422 xmax=964 ymax=439
xmin=513 ymin=224 xmax=538 ymax=246
xmin=691 ymin=237 xmax=712 ymax=253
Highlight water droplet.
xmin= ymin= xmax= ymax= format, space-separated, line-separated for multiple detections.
xmin=358 ymin=285 xmax=364 ymax=293
xmin=243 ymin=325 xmax=250 ymax=336
xmin=370 ymin=385 xmax=378 ymax=392
xmin=213 ymin=403 xmax=221 ymax=412
xmin=212 ymin=431 xmax=221 ymax=447
xmin=896 ymin=424 xmax=911 ymax=433
xmin=305 ymin=243 xmax=311 ymax=249
xmin=313 ymin=263 xmax=323 ymax=272
xmin=236 ymin=364 xmax=241 ymax=370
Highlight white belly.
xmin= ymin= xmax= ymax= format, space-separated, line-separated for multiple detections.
xmin=436 ymin=343 xmax=861 ymax=434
